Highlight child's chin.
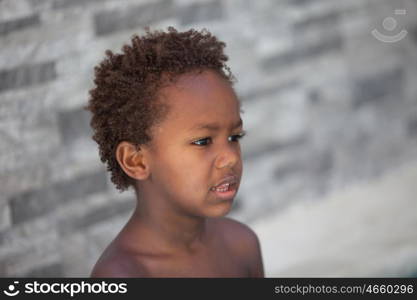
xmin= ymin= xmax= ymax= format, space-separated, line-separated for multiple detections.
xmin=204 ymin=201 xmax=234 ymax=218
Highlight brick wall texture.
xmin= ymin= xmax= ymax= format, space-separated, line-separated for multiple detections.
xmin=1 ymin=0 xmax=416 ymax=277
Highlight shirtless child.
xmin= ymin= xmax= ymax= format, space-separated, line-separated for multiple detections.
xmin=86 ymin=27 xmax=264 ymax=277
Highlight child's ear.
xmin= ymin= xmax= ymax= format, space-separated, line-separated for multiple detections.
xmin=116 ymin=141 xmax=150 ymax=180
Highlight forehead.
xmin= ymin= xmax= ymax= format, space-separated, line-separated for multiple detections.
xmin=157 ymin=70 xmax=241 ymax=129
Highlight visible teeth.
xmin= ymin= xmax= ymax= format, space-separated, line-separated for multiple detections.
xmin=211 ymin=182 xmax=234 ymax=192
xmin=216 ymin=183 xmax=230 ymax=192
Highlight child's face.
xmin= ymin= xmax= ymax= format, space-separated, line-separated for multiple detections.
xmin=145 ymin=69 xmax=243 ymax=218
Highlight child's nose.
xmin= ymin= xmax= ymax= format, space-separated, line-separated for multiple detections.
xmin=215 ymin=144 xmax=240 ymax=169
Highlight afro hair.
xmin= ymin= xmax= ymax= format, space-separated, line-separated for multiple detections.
xmin=84 ymin=26 xmax=236 ymax=193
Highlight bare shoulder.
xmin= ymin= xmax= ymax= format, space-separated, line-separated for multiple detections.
xmin=212 ymin=217 xmax=259 ymax=246
xmin=90 ymin=241 xmax=148 ymax=278
xmin=211 ymin=217 xmax=264 ymax=277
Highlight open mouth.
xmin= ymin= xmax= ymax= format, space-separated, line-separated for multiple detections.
xmin=210 ymin=182 xmax=236 ymax=192
xmin=209 ymin=181 xmax=238 ymax=201
xmin=209 ymin=175 xmax=239 ymax=201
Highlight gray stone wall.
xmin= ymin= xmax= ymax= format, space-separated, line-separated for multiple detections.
xmin=0 ymin=0 xmax=416 ymax=277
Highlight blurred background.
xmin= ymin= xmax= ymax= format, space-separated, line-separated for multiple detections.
xmin=1 ymin=0 xmax=417 ymax=277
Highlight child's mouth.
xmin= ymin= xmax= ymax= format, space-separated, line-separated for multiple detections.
xmin=210 ymin=182 xmax=238 ymax=200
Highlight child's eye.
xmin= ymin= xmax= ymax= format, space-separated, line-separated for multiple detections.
xmin=192 ymin=137 xmax=212 ymax=146
xmin=191 ymin=131 xmax=246 ymax=147
xmin=229 ymin=131 xmax=246 ymax=142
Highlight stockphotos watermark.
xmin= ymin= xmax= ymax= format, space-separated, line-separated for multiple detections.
xmin=3 ymin=280 xmax=127 ymax=297
xmin=372 ymin=9 xmax=408 ymax=43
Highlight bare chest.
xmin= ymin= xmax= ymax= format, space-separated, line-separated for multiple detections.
xmin=134 ymin=247 xmax=249 ymax=278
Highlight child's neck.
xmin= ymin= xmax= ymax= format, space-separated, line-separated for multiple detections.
xmin=121 ymin=195 xmax=210 ymax=255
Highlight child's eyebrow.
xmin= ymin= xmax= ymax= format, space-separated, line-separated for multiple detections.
xmin=189 ymin=118 xmax=243 ymax=131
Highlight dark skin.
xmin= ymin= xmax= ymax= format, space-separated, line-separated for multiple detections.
xmin=90 ymin=69 xmax=264 ymax=277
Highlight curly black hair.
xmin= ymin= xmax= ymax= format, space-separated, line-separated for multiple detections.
xmin=84 ymin=26 xmax=236 ymax=193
